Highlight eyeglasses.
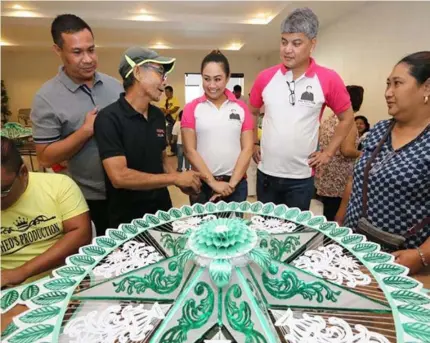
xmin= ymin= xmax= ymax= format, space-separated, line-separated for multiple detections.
xmin=143 ymin=64 xmax=167 ymax=81
xmin=286 ymin=81 xmax=296 ymax=106
xmin=1 ymin=175 xmax=17 ymax=198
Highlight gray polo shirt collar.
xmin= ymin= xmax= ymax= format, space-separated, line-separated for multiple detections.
xmin=57 ymin=66 xmax=103 ymax=93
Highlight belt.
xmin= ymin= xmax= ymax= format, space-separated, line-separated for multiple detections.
xmin=213 ymin=174 xmax=247 ymax=182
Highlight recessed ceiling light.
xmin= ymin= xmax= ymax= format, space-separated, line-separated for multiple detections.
xmin=139 ymin=9 xmax=148 ymax=14
xmin=130 ymin=14 xmax=157 ymax=21
xmin=0 ymin=40 xmax=13 ymax=46
xmin=9 ymin=10 xmax=39 ymax=18
xmin=150 ymin=42 xmax=171 ymax=49
xmin=246 ymin=13 xmax=274 ymax=25
xmin=12 ymin=4 xmax=23 ymax=10
xmin=225 ymin=42 xmax=244 ymax=51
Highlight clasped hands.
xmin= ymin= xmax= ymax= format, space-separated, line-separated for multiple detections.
xmin=174 ymin=171 xmax=234 ymax=201
xmin=207 ymin=179 xmax=235 ymax=202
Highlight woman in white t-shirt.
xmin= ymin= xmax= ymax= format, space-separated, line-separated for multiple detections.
xmin=172 ymin=111 xmax=191 ymax=172
xmin=181 ymin=50 xmax=254 ymax=204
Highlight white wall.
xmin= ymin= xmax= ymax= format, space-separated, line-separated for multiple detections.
xmin=3 ymin=1 xmax=429 ymax=125
xmin=1 ymin=48 xmax=265 ymax=122
xmin=312 ymin=1 xmax=430 ymax=124
xmin=265 ymin=2 xmax=430 ymax=125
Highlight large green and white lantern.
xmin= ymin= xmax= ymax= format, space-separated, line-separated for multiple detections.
xmin=2 ymin=202 xmax=430 ymax=343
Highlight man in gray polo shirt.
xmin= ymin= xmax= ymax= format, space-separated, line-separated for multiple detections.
xmin=31 ymin=14 xmax=122 ymax=236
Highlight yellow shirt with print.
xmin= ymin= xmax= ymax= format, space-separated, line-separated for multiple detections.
xmin=164 ymin=96 xmax=181 ymax=121
xmin=1 ymin=172 xmax=88 ymax=282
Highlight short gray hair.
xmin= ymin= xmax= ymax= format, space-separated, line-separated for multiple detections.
xmin=281 ymin=7 xmax=319 ymax=39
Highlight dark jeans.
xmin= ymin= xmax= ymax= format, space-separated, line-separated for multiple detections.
xmin=190 ymin=178 xmax=248 ymax=205
xmin=87 ymin=199 xmax=109 ymax=236
xmin=176 ymin=144 xmax=190 ymax=171
xmin=257 ymin=169 xmax=314 ymax=211
xmin=320 ymin=196 xmax=342 ymax=221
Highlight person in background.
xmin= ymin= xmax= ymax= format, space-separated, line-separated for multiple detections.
xmin=315 ymin=85 xmax=362 ymax=221
xmin=347 ymin=84 xmax=370 ymax=150
xmin=182 ymin=50 xmax=254 ymax=203
xmin=337 ymin=51 xmax=430 ymax=275
xmin=249 ymin=7 xmax=354 ymax=210
xmin=172 ymin=110 xmax=191 ymax=172
xmin=355 ymin=115 xmax=371 ymax=150
xmin=94 ymin=47 xmax=202 ymax=228
xmin=233 ymin=85 xmax=247 ymax=103
xmin=31 ymin=14 xmax=123 ymax=236
xmin=162 ymin=85 xmax=180 ymax=156
xmin=1 ymin=137 xmax=91 ymax=287
xmin=348 ymin=85 xmax=364 ymax=115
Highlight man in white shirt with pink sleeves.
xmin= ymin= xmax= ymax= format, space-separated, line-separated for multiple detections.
xmin=249 ymin=7 xmax=354 ymax=210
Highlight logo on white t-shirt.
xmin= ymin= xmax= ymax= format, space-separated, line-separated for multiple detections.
xmin=299 ymin=85 xmax=315 ymax=105
xmin=229 ymin=109 xmax=241 ymax=122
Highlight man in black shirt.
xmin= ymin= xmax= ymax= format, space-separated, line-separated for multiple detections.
xmin=94 ymin=47 xmax=202 ymax=227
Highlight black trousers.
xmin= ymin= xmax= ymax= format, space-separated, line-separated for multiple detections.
xmin=87 ymin=199 xmax=109 ymax=236
xmin=107 ymin=194 xmax=173 ymax=229
xmin=320 ymin=196 xmax=342 ymax=221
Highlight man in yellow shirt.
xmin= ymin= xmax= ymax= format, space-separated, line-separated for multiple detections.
xmin=1 ymin=137 xmax=92 ymax=287
xmin=161 ymin=85 xmax=180 ymax=156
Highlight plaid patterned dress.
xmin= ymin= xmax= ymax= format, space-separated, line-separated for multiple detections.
xmin=345 ymin=119 xmax=430 ymax=249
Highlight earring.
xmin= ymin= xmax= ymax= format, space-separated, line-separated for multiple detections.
xmin=425 ymin=96 xmax=429 ymax=104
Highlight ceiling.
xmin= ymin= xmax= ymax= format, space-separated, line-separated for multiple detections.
xmin=1 ymin=1 xmax=368 ymax=53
